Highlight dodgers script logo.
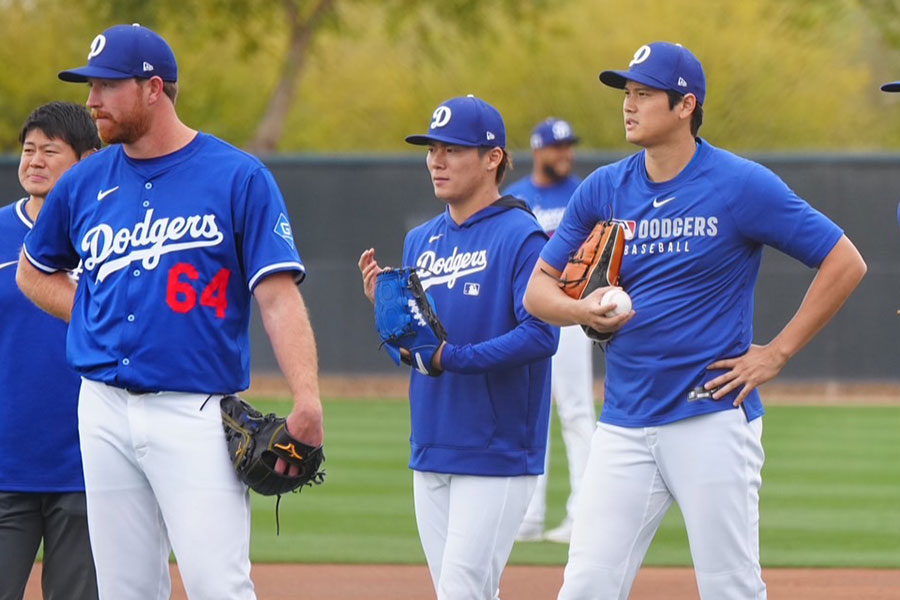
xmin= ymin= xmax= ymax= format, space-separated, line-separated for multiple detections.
xmin=81 ymin=208 xmax=224 ymax=282
xmin=415 ymin=246 xmax=488 ymax=290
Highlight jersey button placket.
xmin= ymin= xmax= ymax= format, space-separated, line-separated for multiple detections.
xmin=119 ymin=183 xmax=150 ymax=382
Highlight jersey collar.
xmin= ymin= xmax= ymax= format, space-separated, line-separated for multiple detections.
xmin=14 ymin=198 xmax=33 ymax=229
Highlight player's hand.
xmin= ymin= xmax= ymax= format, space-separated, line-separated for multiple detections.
xmin=579 ymin=286 xmax=635 ymax=332
xmin=396 ymin=344 xmax=445 ymax=374
xmin=705 ymin=343 xmax=789 ymax=407
xmin=275 ymin=402 xmax=324 ymax=477
xmin=359 ymin=248 xmax=386 ymax=304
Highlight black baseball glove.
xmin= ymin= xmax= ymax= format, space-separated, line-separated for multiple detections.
xmin=220 ymin=395 xmax=325 ymax=496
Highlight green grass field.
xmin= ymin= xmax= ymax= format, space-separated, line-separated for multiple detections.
xmin=247 ymin=399 xmax=900 ymax=567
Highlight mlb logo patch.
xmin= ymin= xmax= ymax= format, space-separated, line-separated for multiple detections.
xmin=274 ymin=213 xmax=295 ymax=248
xmin=612 ymin=218 xmax=637 ymax=240
xmin=463 ymin=282 xmax=480 ymax=296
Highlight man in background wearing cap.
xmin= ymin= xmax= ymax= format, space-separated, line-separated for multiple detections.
xmin=523 ymin=42 xmax=865 ymax=598
xmin=16 ymin=24 xmax=323 ymax=599
xmin=0 ymin=102 xmax=100 ymax=600
xmin=358 ymin=95 xmax=558 ymax=598
xmin=504 ymin=118 xmax=595 ymax=545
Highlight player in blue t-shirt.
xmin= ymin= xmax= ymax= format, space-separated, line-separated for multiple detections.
xmin=524 ymin=43 xmax=866 ymax=599
xmin=504 ymin=118 xmax=595 ymax=544
xmin=0 ymin=102 xmax=100 ymax=600
xmin=16 ymin=25 xmax=323 ymax=600
xmin=359 ymin=96 xmax=558 ymax=598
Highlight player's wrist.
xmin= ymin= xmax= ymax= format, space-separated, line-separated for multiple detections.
xmin=765 ymin=341 xmax=792 ymax=368
xmin=431 ymin=341 xmax=446 ymax=371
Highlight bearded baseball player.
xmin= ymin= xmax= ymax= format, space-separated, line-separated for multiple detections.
xmin=504 ymin=118 xmax=595 ymax=544
xmin=358 ymin=95 xmax=558 ymax=599
xmin=1 ymin=102 xmax=100 ymax=600
xmin=16 ymin=24 xmax=323 ymax=600
xmin=523 ymin=42 xmax=866 ymax=599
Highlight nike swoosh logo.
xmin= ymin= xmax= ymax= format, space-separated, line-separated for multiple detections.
xmin=97 ymin=186 xmax=120 ymax=201
xmin=428 ymin=234 xmax=443 ymax=243
xmin=652 ymin=195 xmax=676 ymax=208
xmin=0 ymin=260 xmax=17 ymax=271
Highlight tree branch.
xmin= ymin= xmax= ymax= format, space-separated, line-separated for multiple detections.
xmin=246 ymin=0 xmax=336 ymax=153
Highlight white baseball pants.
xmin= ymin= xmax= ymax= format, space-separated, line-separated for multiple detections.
xmin=414 ymin=471 xmax=537 ymax=599
xmin=77 ymin=379 xmax=255 ymax=600
xmin=558 ymin=408 xmax=766 ymax=600
xmin=522 ymin=325 xmax=596 ymax=529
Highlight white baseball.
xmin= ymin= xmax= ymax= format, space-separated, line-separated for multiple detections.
xmin=600 ymin=289 xmax=632 ymax=317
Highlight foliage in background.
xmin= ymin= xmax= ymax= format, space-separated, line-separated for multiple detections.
xmin=2 ymin=0 xmax=900 ymax=152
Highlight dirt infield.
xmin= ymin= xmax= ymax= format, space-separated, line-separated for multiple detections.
xmin=250 ymin=374 xmax=900 ymax=406
xmin=24 ymin=563 xmax=900 ymax=598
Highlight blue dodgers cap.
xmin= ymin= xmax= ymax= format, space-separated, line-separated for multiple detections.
xmin=59 ymin=24 xmax=177 ymax=83
xmin=530 ymin=118 xmax=579 ymax=149
xmin=881 ymin=81 xmax=900 ymax=92
xmin=406 ymin=95 xmax=506 ymax=148
xmin=600 ymin=42 xmax=706 ymax=105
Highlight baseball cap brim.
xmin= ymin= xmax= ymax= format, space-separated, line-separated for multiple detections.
xmin=59 ymin=65 xmax=137 ymax=83
xmin=545 ymin=135 xmax=579 ymax=146
xmin=405 ymin=133 xmax=490 ymax=147
xmin=599 ymin=69 xmax=673 ymax=94
xmin=881 ymin=81 xmax=900 ymax=92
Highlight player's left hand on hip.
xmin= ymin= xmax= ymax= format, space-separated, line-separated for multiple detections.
xmin=705 ymin=343 xmax=788 ymax=407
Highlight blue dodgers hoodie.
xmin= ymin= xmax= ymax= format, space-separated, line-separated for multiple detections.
xmin=402 ymin=198 xmax=559 ymax=476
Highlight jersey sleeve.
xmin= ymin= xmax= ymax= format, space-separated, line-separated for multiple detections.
xmin=729 ymin=163 xmax=843 ymax=268
xmin=238 ymin=167 xmax=305 ymax=291
xmin=540 ymin=173 xmax=607 ymax=271
xmin=22 ymin=178 xmax=79 ymax=273
xmin=440 ymin=230 xmax=559 ymax=373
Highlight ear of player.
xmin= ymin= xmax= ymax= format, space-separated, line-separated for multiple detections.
xmin=558 ymin=221 xmax=628 ymax=342
xmin=220 ymin=395 xmax=325 ymax=497
xmin=374 ymin=268 xmax=448 ymax=376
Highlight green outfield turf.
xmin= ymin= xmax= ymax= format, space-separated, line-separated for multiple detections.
xmin=247 ymin=399 xmax=900 ymax=567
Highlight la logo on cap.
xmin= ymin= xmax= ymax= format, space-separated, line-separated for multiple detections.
xmin=552 ymin=121 xmax=572 ymax=140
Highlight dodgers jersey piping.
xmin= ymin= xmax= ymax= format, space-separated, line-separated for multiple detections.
xmin=23 ymin=133 xmax=304 ymax=394
xmin=0 ymin=199 xmax=86 ymax=491
xmin=404 ymin=200 xmax=558 ymax=476
xmin=541 ymin=139 xmax=843 ymax=427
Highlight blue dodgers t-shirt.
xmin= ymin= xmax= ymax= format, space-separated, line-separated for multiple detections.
xmin=503 ymin=175 xmax=581 ymax=234
xmin=0 ymin=199 xmax=85 ymax=491
xmin=23 ymin=133 xmax=304 ymax=394
xmin=542 ymin=139 xmax=843 ymax=427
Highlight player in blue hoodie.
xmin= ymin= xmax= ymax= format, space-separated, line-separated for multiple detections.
xmin=359 ymin=95 xmax=558 ymax=599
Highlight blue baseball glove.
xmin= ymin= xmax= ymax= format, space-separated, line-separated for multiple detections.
xmin=374 ymin=268 xmax=447 ymax=376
